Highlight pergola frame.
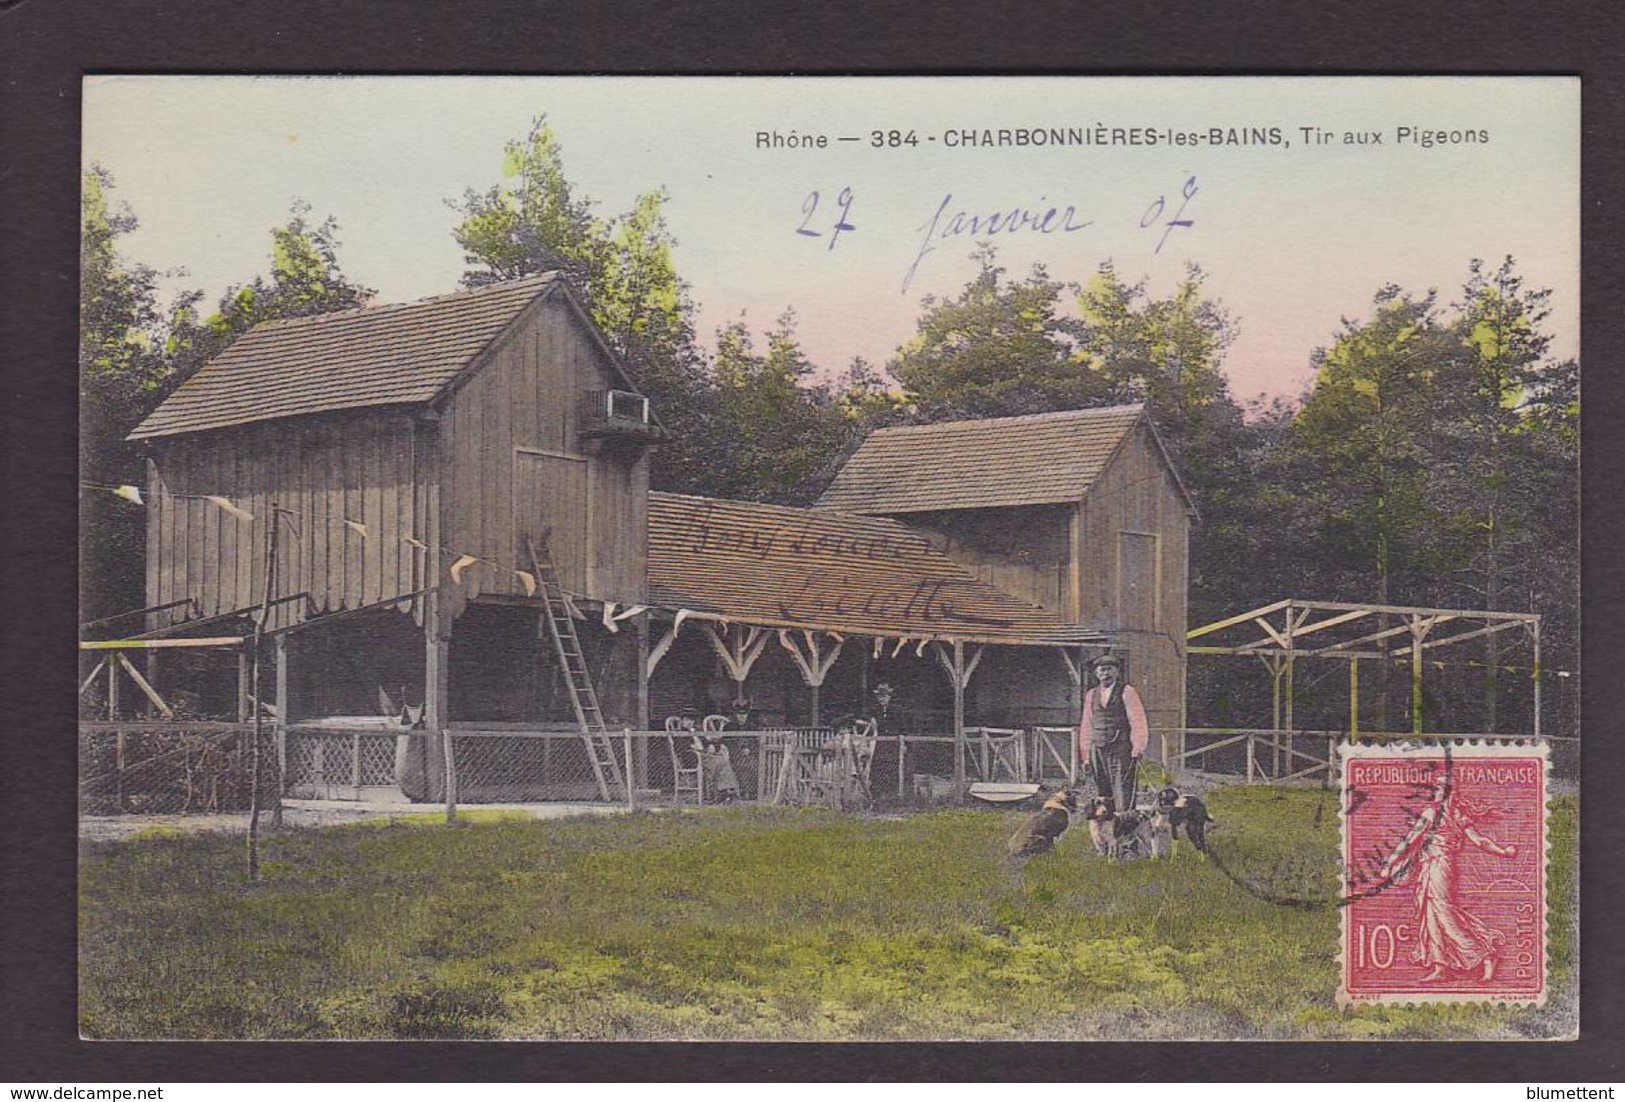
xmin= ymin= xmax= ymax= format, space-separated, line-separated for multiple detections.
xmin=1185 ymin=598 xmax=1541 ymax=782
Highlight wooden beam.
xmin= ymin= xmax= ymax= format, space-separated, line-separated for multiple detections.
xmin=113 ymin=652 xmax=175 ymax=719
xmin=81 ymin=636 xmax=246 ymax=650
xmin=1390 ymin=617 xmax=1530 ymax=656
xmin=1186 ymin=598 xmax=1294 ymax=640
xmin=1312 ymin=615 xmax=1459 ymax=656
xmin=1283 ymin=599 xmax=1538 ymax=622
xmin=1237 ymin=607 xmax=1371 ymax=651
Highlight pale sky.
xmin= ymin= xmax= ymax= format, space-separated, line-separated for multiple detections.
xmin=82 ymin=76 xmax=1579 ymax=404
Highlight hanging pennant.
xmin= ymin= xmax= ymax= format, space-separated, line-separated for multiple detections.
xmin=113 ymin=484 xmax=144 ymax=505
xmin=514 ymin=570 xmax=537 ymax=597
xmin=204 ymin=495 xmax=253 ymax=522
xmin=448 ymin=553 xmax=478 ymax=584
xmin=402 ymin=536 xmax=429 ymax=552
xmin=343 ymin=519 xmax=369 ymax=539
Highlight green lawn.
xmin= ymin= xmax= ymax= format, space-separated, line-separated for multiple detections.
xmin=78 ymin=788 xmax=1577 ymax=1040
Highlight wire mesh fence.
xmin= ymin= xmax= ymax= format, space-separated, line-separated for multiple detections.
xmin=80 ymin=722 xmax=259 ymax=815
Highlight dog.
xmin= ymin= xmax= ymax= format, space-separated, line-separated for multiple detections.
xmin=1085 ymin=795 xmax=1118 ymax=857
xmin=1147 ymin=805 xmax=1174 ymax=858
xmin=1111 ymin=808 xmax=1153 ymax=861
xmin=1008 ymin=788 xmax=1080 ymax=862
xmin=1154 ymin=787 xmax=1214 ymax=853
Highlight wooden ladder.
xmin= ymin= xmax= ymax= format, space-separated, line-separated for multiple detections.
xmin=525 ymin=533 xmax=624 ymax=802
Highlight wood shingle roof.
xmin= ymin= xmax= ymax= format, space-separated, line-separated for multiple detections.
xmin=129 ymin=274 xmax=561 ymax=440
xmin=647 ymin=492 xmax=1106 ymax=646
xmin=817 ymin=405 xmax=1152 ymax=515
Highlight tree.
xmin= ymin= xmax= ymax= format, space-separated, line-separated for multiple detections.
xmin=80 ymin=167 xmax=165 ymax=622
xmin=452 ymin=119 xmax=712 ymax=491
xmin=889 ymin=248 xmax=1106 ymax=419
xmin=162 ymin=202 xmax=374 ymax=391
xmin=703 ymin=311 xmax=854 ymax=505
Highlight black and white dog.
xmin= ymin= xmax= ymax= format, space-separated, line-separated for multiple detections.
xmin=1152 ymin=786 xmax=1214 ymax=854
xmin=1008 ymin=788 xmax=1081 ymax=862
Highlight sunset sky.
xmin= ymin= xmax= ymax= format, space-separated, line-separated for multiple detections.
xmin=83 ymin=76 xmax=1579 ymax=404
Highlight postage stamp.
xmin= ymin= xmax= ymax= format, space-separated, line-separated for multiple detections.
xmin=1340 ymin=741 xmax=1548 ymax=1006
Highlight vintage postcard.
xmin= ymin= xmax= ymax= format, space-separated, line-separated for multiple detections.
xmin=77 ymin=76 xmax=1578 ymax=1040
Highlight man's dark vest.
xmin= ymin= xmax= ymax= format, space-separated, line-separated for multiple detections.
xmin=1091 ymin=686 xmax=1132 ymax=747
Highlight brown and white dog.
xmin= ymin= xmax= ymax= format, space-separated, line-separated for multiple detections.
xmin=1084 ymin=796 xmax=1118 ymax=858
xmin=1153 ymin=786 xmax=1214 ymax=854
xmin=1008 ymin=788 xmax=1080 ymax=862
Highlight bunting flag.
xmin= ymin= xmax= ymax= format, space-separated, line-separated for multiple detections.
xmin=113 ymin=484 xmax=144 ymax=505
xmin=915 ymin=638 xmax=929 ymax=657
xmin=402 ymin=536 xmax=429 ymax=552
xmin=343 ymin=519 xmax=369 ymax=539
xmin=891 ymin=638 xmax=909 ymax=658
xmin=204 ymin=495 xmax=254 ymax=522
xmin=599 ymin=603 xmax=648 ymax=633
xmin=873 ymin=637 xmax=884 ymax=659
xmin=514 ymin=570 xmax=537 ymax=597
xmin=448 ymin=553 xmax=478 ymax=584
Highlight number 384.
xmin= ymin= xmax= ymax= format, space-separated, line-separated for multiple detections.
xmin=1355 ymin=922 xmax=1413 ymax=969
xmin=870 ymin=130 xmax=919 ymax=147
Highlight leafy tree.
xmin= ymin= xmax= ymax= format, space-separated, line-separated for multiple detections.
xmin=452 ymin=119 xmax=712 ymax=491
xmin=80 ymin=167 xmax=165 ymax=622
xmin=889 ymin=248 xmax=1106 ymax=419
xmin=704 ymin=311 xmax=853 ymax=504
xmin=162 ymin=202 xmax=374 ymax=390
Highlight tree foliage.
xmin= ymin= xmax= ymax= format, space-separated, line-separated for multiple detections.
xmin=453 ymin=119 xmax=713 ymax=492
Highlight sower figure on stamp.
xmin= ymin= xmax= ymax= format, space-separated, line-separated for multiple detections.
xmin=1076 ymin=653 xmax=1149 ymax=813
xmin=1379 ymin=773 xmax=1517 ymax=983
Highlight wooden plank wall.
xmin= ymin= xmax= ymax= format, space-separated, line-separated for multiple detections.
xmin=145 ymin=410 xmax=422 ymax=633
xmin=908 ymin=505 xmax=1073 ymax=618
xmin=1076 ymin=422 xmax=1190 ymax=742
xmin=440 ymin=296 xmax=648 ymax=609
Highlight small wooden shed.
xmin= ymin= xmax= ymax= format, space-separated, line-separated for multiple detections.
xmin=819 ymin=406 xmax=1195 ymax=749
xmin=127 ymin=274 xmax=660 ymax=760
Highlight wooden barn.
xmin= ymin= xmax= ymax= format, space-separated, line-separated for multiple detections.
xmin=818 ymin=407 xmax=1196 ymax=753
xmin=126 ymin=274 xmax=660 ymax=799
xmin=115 ymin=274 xmax=1195 ymax=806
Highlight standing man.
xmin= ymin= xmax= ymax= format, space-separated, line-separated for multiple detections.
xmin=1077 ymin=653 xmax=1149 ymax=812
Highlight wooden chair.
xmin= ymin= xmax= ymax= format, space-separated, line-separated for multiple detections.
xmin=664 ymin=715 xmax=704 ymax=805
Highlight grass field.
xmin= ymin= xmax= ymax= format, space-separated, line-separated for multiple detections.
xmin=78 ymin=787 xmax=1576 ymax=1040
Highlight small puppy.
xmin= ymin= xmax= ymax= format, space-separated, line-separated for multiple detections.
xmin=1085 ymin=795 xmax=1117 ymax=857
xmin=1154 ymin=786 xmax=1214 ymax=853
xmin=1008 ymin=788 xmax=1080 ymax=862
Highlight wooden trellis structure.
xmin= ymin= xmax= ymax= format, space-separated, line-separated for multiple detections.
xmin=1182 ymin=599 xmax=1542 ymax=783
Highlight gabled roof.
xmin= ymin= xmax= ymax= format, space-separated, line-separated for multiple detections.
xmin=647 ymin=492 xmax=1107 ymax=647
xmin=129 ymin=274 xmax=603 ymax=440
xmin=818 ymin=404 xmax=1188 ymax=515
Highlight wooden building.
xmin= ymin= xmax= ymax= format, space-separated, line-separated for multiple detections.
xmin=121 ymin=274 xmax=1194 ymax=804
xmin=819 ymin=407 xmax=1195 ymax=751
xmin=127 ymin=274 xmax=661 ymax=795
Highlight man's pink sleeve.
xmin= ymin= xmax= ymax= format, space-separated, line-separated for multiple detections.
xmin=1076 ymin=689 xmax=1093 ymax=757
xmin=1125 ymin=685 xmax=1150 ymax=756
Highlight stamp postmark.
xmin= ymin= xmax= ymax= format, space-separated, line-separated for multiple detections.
xmin=1339 ymin=741 xmax=1548 ymax=1006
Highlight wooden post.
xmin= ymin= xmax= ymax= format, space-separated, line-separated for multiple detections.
xmin=424 ymin=586 xmax=452 ymax=821
xmin=442 ymin=728 xmax=458 ymax=822
xmin=111 ymin=652 xmax=124 ymax=809
xmin=952 ymin=640 xmax=966 ymax=793
xmin=1411 ymin=615 xmax=1426 ymax=736
xmin=273 ymin=634 xmax=288 ymax=828
xmin=1349 ymin=658 xmax=1359 ymax=742
xmin=1245 ymin=733 xmax=1256 ymax=786
xmin=237 ymin=649 xmax=250 ymax=722
xmin=1531 ymin=619 xmax=1542 ymax=741
xmin=624 ymin=726 xmax=636 ymax=810
xmin=635 ymin=613 xmax=651 ymax=790
xmin=247 ymin=499 xmax=280 ymax=882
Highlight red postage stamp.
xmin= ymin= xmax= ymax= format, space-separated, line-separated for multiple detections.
xmin=1340 ymin=741 xmax=1548 ymax=1006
